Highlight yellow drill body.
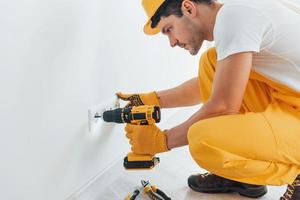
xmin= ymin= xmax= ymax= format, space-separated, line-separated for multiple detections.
xmin=103 ymin=105 xmax=161 ymax=169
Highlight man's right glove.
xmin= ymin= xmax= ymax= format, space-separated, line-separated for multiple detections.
xmin=125 ymin=124 xmax=169 ymax=155
xmin=116 ymin=91 xmax=160 ymax=108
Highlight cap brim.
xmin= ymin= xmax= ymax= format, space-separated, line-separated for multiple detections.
xmin=143 ymin=19 xmax=160 ymax=35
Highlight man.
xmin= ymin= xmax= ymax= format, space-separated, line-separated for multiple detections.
xmin=117 ymin=0 xmax=300 ymax=199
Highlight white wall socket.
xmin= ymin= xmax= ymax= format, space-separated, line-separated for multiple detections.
xmin=88 ymin=96 xmax=120 ymax=133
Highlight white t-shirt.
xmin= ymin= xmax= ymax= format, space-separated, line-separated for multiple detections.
xmin=214 ymin=0 xmax=300 ymax=92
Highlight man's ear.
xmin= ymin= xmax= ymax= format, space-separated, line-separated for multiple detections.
xmin=181 ymin=0 xmax=197 ymax=17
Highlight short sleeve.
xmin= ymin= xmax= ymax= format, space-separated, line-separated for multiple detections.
xmin=214 ymin=5 xmax=272 ymax=61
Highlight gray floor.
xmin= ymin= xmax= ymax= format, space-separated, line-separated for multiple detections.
xmin=73 ymin=147 xmax=286 ymax=200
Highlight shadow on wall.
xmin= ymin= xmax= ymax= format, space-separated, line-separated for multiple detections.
xmin=50 ymin=122 xmax=118 ymax=186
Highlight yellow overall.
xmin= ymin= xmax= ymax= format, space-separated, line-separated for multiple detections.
xmin=187 ymin=47 xmax=300 ymax=186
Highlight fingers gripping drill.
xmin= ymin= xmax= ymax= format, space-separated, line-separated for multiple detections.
xmin=102 ymin=105 xmax=161 ymax=170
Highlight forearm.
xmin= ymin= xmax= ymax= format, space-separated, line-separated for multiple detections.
xmin=166 ymin=100 xmax=238 ymax=149
xmin=156 ymin=77 xmax=201 ymax=108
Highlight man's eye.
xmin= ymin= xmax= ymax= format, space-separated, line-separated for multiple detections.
xmin=166 ymin=28 xmax=171 ymax=34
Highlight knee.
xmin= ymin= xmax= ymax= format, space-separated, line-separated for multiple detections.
xmin=187 ymin=120 xmax=214 ymax=145
xmin=187 ymin=120 xmax=216 ymax=166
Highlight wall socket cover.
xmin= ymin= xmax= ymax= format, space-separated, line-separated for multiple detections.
xmin=88 ymin=96 xmax=120 ymax=133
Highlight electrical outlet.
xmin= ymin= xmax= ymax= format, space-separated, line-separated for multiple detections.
xmin=88 ymin=96 xmax=120 ymax=133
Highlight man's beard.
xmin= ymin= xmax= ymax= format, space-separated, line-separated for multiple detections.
xmin=188 ymin=40 xmax=203 ymax=55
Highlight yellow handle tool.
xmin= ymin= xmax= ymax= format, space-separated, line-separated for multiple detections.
xmin=125 ymin=188 xmax=141 ymax=200
xmin=141 ymin=180 xmax=171 ymax=200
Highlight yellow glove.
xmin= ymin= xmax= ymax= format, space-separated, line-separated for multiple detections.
xmin=125 ymin=124 xmax=169 ymax=155
xmin=116 ymin=91 xmax=160 ymax=108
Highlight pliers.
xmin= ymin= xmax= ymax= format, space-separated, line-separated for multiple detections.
xmin=125 ymin=188 xmax=142 ymax=200
xmin=141 ymin=180 xmax=171 ymax=200
xmin=124 ymin=180 xmax=171 ymax=200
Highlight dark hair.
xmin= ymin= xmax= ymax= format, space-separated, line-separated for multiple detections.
xmin=150 ymin=0 xmax=214 ymax=28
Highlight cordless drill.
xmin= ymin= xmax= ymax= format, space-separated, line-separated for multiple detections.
xmin=102 ymin=105 xmax=161 ymax=170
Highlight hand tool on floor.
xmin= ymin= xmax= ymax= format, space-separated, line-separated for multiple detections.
xmin=100 ymin=105 xmax=161 ymax=170
xmin=124 ymin=180 xmax=171 ymax=200
xmin=125 ymin=188 xmax=141 ymax=200
xmin=141 ymin=180 xmax=171 ymax=200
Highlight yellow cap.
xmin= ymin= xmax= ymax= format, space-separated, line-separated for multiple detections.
xmin=142 ymin=0 xmax=165 ymax=35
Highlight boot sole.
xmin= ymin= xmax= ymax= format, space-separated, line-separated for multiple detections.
xmin=188 ymin=182 xmax=268 ymax=198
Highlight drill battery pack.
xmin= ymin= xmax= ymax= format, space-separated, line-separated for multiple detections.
xmin=124 ymin=152 xmax=160 ymax=170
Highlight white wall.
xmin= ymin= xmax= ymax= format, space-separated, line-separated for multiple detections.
xmin=6 ymin=0 xmax=300 ymax=199
xmin=0 ymin=0 xmax=202 ymax=199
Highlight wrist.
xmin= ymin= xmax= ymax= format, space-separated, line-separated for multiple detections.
xmin=152 ymin=91 xmax=161 ymax=107
xmin=164 ymin=129 xmax=172 ymax=150
xmin=141 ymin=91 xmax=161 ymax=107
xmin=157 ymin=129 xmax=170 ymax=152
xmin=165 ymin=124 xmax=189 ymax=149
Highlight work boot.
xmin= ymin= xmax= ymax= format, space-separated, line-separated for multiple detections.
xmin=188 ymin=172 xmax=267 ymax=198
xmin=280 ymin=174 xmax=300 ymax=200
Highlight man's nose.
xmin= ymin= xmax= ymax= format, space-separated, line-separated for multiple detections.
xmin=168 ymin=36 xmax=178 ymax=47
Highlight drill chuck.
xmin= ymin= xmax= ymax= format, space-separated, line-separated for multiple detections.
xmin=103 ymin=108 xmax=124 ymax=123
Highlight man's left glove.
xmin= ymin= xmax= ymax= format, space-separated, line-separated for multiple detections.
xmin=116 ymin=91 xmax=160 ymax=108
xmin=125 ymin=124 xmax=170 ymax=155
